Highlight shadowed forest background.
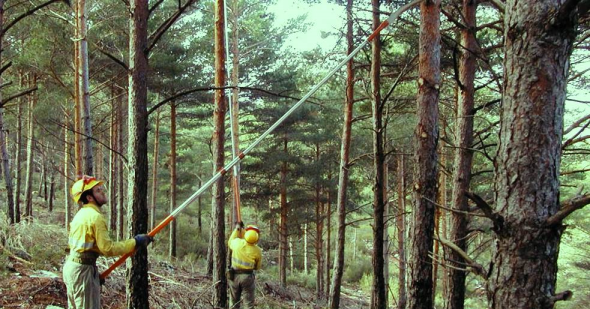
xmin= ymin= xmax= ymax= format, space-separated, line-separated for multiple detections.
xmin=0 ymin=0 xmax=589 ymax=308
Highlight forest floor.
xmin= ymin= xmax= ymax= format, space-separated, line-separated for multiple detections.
xmin=0 ymin=202 xmax=369 ymax=308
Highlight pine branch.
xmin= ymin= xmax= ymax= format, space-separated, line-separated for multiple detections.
xmin=0 ymin=86 xmax=38 ymax=108
xmin=0 ymin=61 xmax=12 ymax=75
xmin=3 ymin=0 xmax=65 ymax=34
xmin=546 ymin=194 xmax=590 ymax=226
xmin=436 ymin=236 xmax=487 ymax=279
xmin=147 ymin=0 xmax=197 ymax=53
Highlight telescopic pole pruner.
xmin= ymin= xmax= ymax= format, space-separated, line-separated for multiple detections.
xmin=100 ymin=0 xmax=423 ymax=280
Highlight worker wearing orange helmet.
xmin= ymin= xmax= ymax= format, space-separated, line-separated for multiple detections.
xmin=228 ymin=221 xmax=262 ymax=309
xmin=62 ymin=175 xmax=153 ymax=309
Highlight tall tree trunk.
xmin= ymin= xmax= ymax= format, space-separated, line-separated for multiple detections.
xmin=77 ymin=0 xmax=93 ymax=175
xmin=64 ymin=113 xmax=71 ymax=228
xmin=489 ymin=1 xmax=579 ymax=308
xmin=445 ymin=1 xmax=477 ymax=308
xmin=397 ymin=155 xmax=407 ymax=309
xmin=169 ymin=101 xmax=177 ymax=258
xmin=14 ymin=71 xmax=25 ymax=223
xmin=126 ymin=1 xmax=150 ymax=307
xmin=408 ymin=1 xmax=441 ymax=308
xmin=38 ymin=152 xmax=45 ymax=198
xmin=117 ymin=89 xmax=125 ymax=241
xmin=0 ymin=0 xmax=15 ymax=223
xmin=228 ymin=0 xmax=241 ymax=223
xmin=73 ymin=1 xmax=82 ymax=179
xmin=24 ymin=75 xmax=36 ymax=219
xmin=278 ymin=136 xmax=288 ymax=287
xmin=329 ymin=0 xmax=354 ymax=306
xmin=109 ymin=85 xmax=118 ymax=232
xmin=325 ymin=187 xmax=331 ymax=298
xmin=150 ymin=109 xmax=160 ymax=230
xmin=370 ymin=0 xmax=387 ymax=307
xmin=212 ymin=0 xmax=228 ymax=306
xmin=197 ymin=176 xmax=202 ymax=234
xmin=315 ymin=180 xmax=324 ymax=298
xmin=48 ymin=166 xmax=55 ymax=212
xmin=383 ymin=162 xmax=390 ymax=305
xmin=304 ymin=222 xmax=309 ymax=274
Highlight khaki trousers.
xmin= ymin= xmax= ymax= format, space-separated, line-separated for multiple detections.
xmin=229 ymin=273 xmax=255 ymax=309
xmin=62 ymin=260 xmax=101 ymax=309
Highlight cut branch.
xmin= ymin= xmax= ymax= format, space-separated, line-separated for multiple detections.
xmin=546 ymin=194 xmax=590 ymax=226
xmin=436 ymin=236 xmax=487 ymax=279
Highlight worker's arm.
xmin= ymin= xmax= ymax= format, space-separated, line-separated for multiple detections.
xmin=228 ymin=222 xmax=244 ymax=249
xmin=94 ymin=215 xmax=135 ymax=256
xmin=254 ymin=251 xmax=262 ymax=270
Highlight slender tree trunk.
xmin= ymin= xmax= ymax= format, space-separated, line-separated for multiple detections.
xmin=370 ymin=0 xmax=387 ymax=307
xmin=197 ymin=176 xmax=202 ymax=234
xmin=169 ymin=101 xmax=177 ymax=258
xmin=304 ymin=222 xmax=309 ymax=274
xmin=212 ymin=0 xmax=228 ymax=305
xmin=117 ymin=89 xmax=125 ymax=241
xmin=77 ymin=0 xmax=93 ymax=175
xmin=289 ymin=236 xmax=294 ymax=274
xmin=383 ymin=162 xmax=390 ymax=305
xmin=489 ymin=1 xmax=579 ymax=308
xmin=14 ymin=72 xmax=24 ymax=223
xmin=38 ymin=153 xmax=45 ymax=198
xmin=126 ymin=1 xmax=150 ymax=307
xmin=408 ymin=1 xmax=441 ymax=308
xmin=109 ymin=86 xmax=118 ymax=232
xmin=444 ymin=2 xmax=477 ymax=308
xmin=0 ymin=2 xmax=15 ymax=222
xmin=228 ymin=0 xmax=241 ymax=223
xmin=325 ymin=188 xmax=331 ymax=298
xmin=150 ymin=109 xmax=160 ymax=230
xmin=64 ymin=113 xmax=71 ymax=228
xmin=48 ymin=166 xmax=55 ymax=212
xmin=315 ymin=181 xmax=324 ymax=298
xmin=397 ymin=155 xmax=407 ymax=309
xmin=278 ymin=136 xmax=288 ymax=287
xmin=329 ymin=1 xmax=354 ymax=306
xmin=24 ymin=75 xmax=36 ymax=219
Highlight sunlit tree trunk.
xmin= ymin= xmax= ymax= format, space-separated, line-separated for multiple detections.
xmin=126 ymin=1 xmax=150 ymax=307
xmin=73 ymin=2 xmax=82 ymax=179
xmin=24 ymin=75 xmax=37 ymax=219
xmin=408 ymin=1 xmax=441 ymax=308
xmin=212 ymin=0 xmax=228 ymax=306
xmin=64 ymin=111 xmax=71 ymax=228
xmin=325 ymin=188 xmax=331 ymax=298
xmin=329 ymin=1 xmax=354 ymax=306
xmin=109 ymin=85 xmax=118 ymax=231
xmin=14 ymin=71 xmax=25 ymax=223
xmin=117 ymin=89 xmax=125 ymax=241
xmin=315 ymin=143 xmax=324 ymax=298
xmin=77 ymin=0 xmax=93 ymax=175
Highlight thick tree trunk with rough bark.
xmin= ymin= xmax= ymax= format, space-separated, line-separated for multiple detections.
xmin=445 ymin=1 xmax=477 ymax=308
xmin=126 ymin=1 xmax=150 ymax=307
xmin=211 ymin=0 xmax=228 ymax=306
xmin=329 ymin=1 xmax=354 ymax=306
xmin=370 ymin=0 xmax=387 ymax=307
xmin=408 ymin=1 xmax=441 ymax=308
xmin=488 ymin=1 xmax=580 ymax=308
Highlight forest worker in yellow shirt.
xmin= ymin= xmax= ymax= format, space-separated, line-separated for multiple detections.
xmin=228 ymin=222 xmax=262 ymax=309
xmin=62 ymin=175 xmax=153 ymax=309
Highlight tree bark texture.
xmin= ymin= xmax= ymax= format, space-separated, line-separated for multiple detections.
xmin=329 ymin=0 xmax=354 ymax=306
xmin=117 ymin=89 xmax=125 ymax=241
xmin=370 ymin=0 xmax=386 ymax=307
xmin=77 ymin=0 xmax=93 ymax=176
xmin=169 ymin=102 xmax=177 ymax=258
xmin=109 ymin=86 xmax=118 ymax=232
xmin=489 ymin=1 xmax=578 ymax=308
xmin=445 ymin=1 xmax=477 ymax=308
xmin=212 ymin=0 xmax=228 ymax=306
xmin=14 ymin=72 xmax=24 ymax=223
xmin=408 ymin=1 xmax=441 ymax=308
xmin=126 ymin=1 xmax=150 ymax=307
xmin=315 ymin=166 xmax=324 ymax=298
xmin=73 ymin=2 xmax=82 ymax=179
xmin=64 ymin=115 xmax=71 ymax=229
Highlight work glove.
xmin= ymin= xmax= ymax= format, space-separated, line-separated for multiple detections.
xmin=134 ymin=234 xmax=154 ymax=247
xmin=235 ymin=221 xmax=244 ymax=230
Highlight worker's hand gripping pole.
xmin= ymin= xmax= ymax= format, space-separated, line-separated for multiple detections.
xmin=100 ymin=0 xmax=422 ymax=280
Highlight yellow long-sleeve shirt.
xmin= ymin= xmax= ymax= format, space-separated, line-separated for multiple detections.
xmin=68 ymin=203 xmax=136 ymax=257
xmin=228 ymin=228 xmax=262 ymax=270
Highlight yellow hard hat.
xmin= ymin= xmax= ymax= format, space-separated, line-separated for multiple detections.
xmin=244 ymin=225 xmax=260 ymax=244
xmin=71 ymin=175 xmax=104 ymax=203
